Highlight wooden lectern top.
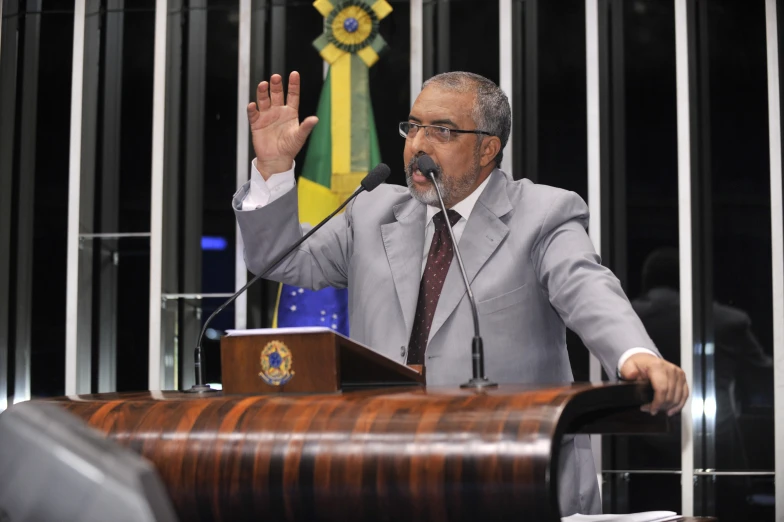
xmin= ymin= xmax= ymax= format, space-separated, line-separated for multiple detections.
xmin=220 ymin=328 xmax=424 ymax=394
xmin=36 ymin=382 xmax=667 ymax=522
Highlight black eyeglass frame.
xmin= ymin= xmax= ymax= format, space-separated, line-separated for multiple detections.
xmin=398 ymin=121 xmax=494 ymax=143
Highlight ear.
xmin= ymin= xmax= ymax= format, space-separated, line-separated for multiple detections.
xmin=479 ymin=136 xmax=502 ymax=168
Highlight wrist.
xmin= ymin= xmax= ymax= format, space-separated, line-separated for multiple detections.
xmin=256 ymin=158 xmax=294 ymax=180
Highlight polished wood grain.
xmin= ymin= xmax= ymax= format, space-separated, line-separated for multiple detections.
xmin=33 ymin=383 xmax=666 ymax=522
xmin=220 ymin=331 xmax=424 ymax=394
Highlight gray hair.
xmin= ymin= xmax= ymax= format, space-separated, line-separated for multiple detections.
xmin=422 ymin=71 xmax=511 ymax=167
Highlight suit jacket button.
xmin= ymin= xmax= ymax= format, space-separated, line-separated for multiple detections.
xmin=400 ymin=346 xmax=406 ymax=357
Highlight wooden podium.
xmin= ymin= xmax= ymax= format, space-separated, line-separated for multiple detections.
xmin=220 ymin=328 xmax=424 ymax=393
xmin=29 ymin=330 xmax=690 ymax=522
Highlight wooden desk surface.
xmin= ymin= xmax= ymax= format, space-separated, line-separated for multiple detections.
xmin=30 ymin=383 xmax=668 ymax=522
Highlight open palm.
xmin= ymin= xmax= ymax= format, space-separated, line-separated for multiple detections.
xmin=247 ymin=71 xmax=318 ymax=179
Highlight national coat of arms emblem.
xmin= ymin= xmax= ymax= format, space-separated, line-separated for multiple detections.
xmin=259 ymin=341 xmax=295 ymax=386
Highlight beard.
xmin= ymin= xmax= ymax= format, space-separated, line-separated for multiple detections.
xmin=404 ymin=152 xmax=482 ymax=207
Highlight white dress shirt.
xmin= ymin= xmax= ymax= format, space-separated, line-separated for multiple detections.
xmin=240 ymin=160 xmax=656 ymax=373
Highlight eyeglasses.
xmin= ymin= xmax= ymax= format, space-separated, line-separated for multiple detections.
xmin=398 ymin=121 xmax=493 ymax=144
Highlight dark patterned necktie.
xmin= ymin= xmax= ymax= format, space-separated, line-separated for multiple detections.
xmin=407 ymin=209 xmax=462 ymax=365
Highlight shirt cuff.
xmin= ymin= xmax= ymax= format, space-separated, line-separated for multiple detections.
xmin=240 ymin=159 xmax=296 ymax=211
xmin=616 ymin=347 xmax=659 ymax=379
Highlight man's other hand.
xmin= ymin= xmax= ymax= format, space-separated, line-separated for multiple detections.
xmin=620 ymin=353 xmax=689 ymax=417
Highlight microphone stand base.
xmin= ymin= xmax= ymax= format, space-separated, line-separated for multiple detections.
xmin=183 ymin=384 xmax=219 ymax=394
xmin=460 ymin=377 xmax=499 ymax=390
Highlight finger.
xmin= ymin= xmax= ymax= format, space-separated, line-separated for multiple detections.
xmin=270 ymin=74 xmax=285 ymax=106
xmin=640 ymin=403 xmax=652 ymax=413
xmin=665 ymin=369 xmax=688 ymax=416
xmin=296 ymin=116 xmax=319 ymax=142
xmin=246 ymin=102 xmax=259 ymax=125
xmin=648 ymin=369 xmax=669 ymax=415
xmin=256 ymin=81 xmax=270 ymax=111
xmin=667 ymin=372 xmax=684 ymax=415
xmin=662 ymin=367 xmax=678 ymax=409
xmin=677 ymin=378 xmax=690 ymax=413
xmin=287 ymin=71 xmax=302 ymax=111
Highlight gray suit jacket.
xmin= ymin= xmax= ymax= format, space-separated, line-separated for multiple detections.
xmin=233 ymin=168 xmax=658 ymax=515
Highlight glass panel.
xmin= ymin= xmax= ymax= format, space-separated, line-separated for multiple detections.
xmin=607 ymin=0 xmax=681 ymax=472
xmin=371 ymin=0 xmax=411 ymax=188
xmin=118 ymin=6 xmax=155 ymax=236
xmin=705 ymin=0 xmax=774 ymax=474
xmin=537 ymin=0 xmax=587 ymax=198
xmin=114 ymin=5 xmax=156 ymax=391
xmin=30 ymin=2 xmax=76 ymax=399
xmin=115 ymin=237 xmax=151 ymax=391
xmin=707 ymin=475 xmax=775 ymax=521
xmin=202 ymin=5 xmax=239 ymax=294
xmin=535 ymin=0 xmax=589 ymax=382
xmin=286 ymin=0 xmax=327 ymax=179
xmin=164 ymin=296 xmax=234 ymax=385
xmin=448 ymin=0 xmax=499 ymax=84
xmin=602 ymin=472 xmax=681 ymax=515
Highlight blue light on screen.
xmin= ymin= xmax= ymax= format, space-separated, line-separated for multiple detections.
xmin=201 ymin=236 xmax=228 ymax=251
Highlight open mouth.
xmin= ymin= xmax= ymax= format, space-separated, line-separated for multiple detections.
xmin=411 ymin=168 xmax=428 ymax=183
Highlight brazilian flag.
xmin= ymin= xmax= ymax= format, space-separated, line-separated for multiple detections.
xmin=274 ymin=0 xmax=391 ymax=335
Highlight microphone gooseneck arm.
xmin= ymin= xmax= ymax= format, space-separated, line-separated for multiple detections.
xmin=426 ymin=170 xmax=497 ymax=390
xmin=187 ymin=158 xmax=393 ymax=393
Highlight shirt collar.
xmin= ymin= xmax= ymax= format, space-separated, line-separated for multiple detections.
xmin=425 ymin=172 xmax=493 ymax=225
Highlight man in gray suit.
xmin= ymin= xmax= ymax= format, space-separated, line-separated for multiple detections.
xmin=233 ymin=70 xmax=689 ymax=515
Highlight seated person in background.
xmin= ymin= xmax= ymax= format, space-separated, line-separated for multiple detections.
xmin=233 ymin=70 xmax=689 ymax=515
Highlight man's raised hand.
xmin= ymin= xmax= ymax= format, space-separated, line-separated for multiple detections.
xmin=247 ymin=71 xmax=318 ymax=180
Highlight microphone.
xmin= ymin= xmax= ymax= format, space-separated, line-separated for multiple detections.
xmin=185 ymin=162 xmax=392 ymax=393
xmin=416 ymin=155 xmax=497 ymax=389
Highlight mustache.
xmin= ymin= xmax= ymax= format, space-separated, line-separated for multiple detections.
xmin=406 ymin=155 xmax=442 ymax=180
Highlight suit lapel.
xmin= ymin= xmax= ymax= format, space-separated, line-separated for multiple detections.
xmin=381 ymin=198 xmax=426 ymax=338
xmin=428 ymin=170 xmax=513 ymax=343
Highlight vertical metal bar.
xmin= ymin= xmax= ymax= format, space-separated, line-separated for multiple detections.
xmin=499 ymin=0 xmax=512 ymax=173
xmin=0 ymin=0 xmax=20 ymax=410
xmin=764 ymin=2 xmax=784 ymax=520
xmin=236 ymin=0 xmax=251 ymax=331
xmin=585 ymin=0 xmax=603 ymax=497
xmin=149 ymin=0 xmax=169 ymax=390
xmin=13 ymin=0 xmax=42 ymax=404
xmin=511 ymin=0 xmax=523 ymax=180
xmin=270 ymin=0 xmax=285 ymax=75
xmin=250 ymin=0 xmax=267 ymax=96
xmin=686 ymin=0 xmax=714 ymax=512
xmin=65 ymin=0 xmax=87 ymax=395
xmin=79 ymin=0 xmax=101 ymax=394
xmin=97 ymin=0 xmax=125 ymax=393
xmin=586 ymin=0 xmax=601 ymax=266
xmin=422 ymin=0 xmax=434 ymax=81
xmin=598 ymin=0 xmax=611 ymax=265
xmin=245 ymin=0 xmax=266 ymax=331
xmin=696 ymin=0 xmax=715 ymax=492
xmin=181 ymin=0 xmax=207 ymax=390
xmin=524 ymin=0 xmax=538 ymax=182
xmin=163 ymin=0 xmax=184 ymax=388
xmin=436 ymin=0 xmax=449 ymax=74
xmin=675 ymin=0 xmax=694 ymax=515
xmin=410 ymin=0 xmax=423 ymax=103
xmin=609 ymin=0 xmax=626 ymax=287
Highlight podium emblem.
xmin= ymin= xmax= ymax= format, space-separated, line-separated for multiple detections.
xmin=259 ymin=341 xmax=295 ymax=386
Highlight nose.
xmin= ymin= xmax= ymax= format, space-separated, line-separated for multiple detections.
xmin=409 ymin=126 xmax=433 ymax=157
